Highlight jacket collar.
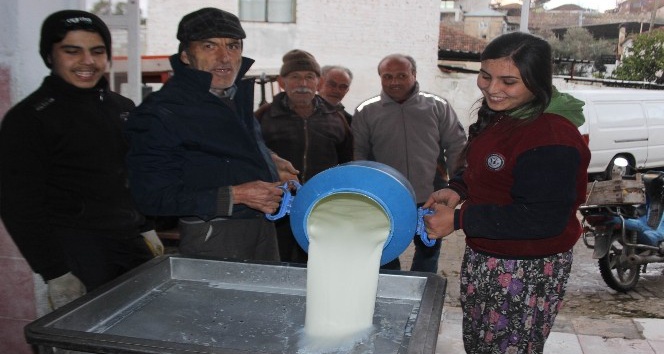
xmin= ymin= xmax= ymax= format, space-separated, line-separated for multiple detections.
xmin=168 ymin=53 xmax=255 ymax=93
xmin=44 ymin=74 xmax=109 ymax=101
xmin=380 ymin=81 xmax=420 ymax=105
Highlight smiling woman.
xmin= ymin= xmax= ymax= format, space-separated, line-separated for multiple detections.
xmin=422 ymin=31 xmax=591 ymax=354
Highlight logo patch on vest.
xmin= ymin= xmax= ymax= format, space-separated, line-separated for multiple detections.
xmin=486 ymin=153 xmax=505 ymax=171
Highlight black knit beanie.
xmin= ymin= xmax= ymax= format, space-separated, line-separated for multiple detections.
xmin=39 ymin=10 xmax=112 ymax=68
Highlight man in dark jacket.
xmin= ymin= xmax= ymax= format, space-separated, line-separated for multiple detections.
xmin=318 ymin=65 xmax=354 ymax=125
xmin=125 ymin=8 xmax=298 ymax=261
xmin=0 ymin=10 xmax=157 ymax=310
xmin=255 ymin=50 xmax=353 ymax=263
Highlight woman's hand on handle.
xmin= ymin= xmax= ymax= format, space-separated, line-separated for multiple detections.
xmin=422 ymin=188 xmax=461 ymax=239
xmin=423 ymin=203 xmax=456 ymax=239
xmin=423 ymin=188 xmax=461 ymax=209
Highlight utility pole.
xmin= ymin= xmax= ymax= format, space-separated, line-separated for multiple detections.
xmin=650 ymin=0 xmax=660 ymax=33
xmin=101 ymin=0 xmax=142 ymax=105
xmin=520 ymin=0 xmax=531 ymax=33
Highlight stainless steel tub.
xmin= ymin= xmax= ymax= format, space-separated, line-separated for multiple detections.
xmin=26 ymin=255 xmax=446 ymax=353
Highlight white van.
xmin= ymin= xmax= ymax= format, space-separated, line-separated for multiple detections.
xmin=560 ymin=88 xmax=664 ymax=180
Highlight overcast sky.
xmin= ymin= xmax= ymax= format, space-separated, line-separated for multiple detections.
xmin=543 ymin=0 xmax=619 ymax=12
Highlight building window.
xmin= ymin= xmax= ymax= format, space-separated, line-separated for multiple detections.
xmin=479 ymin=21 xmax=488 ymax=39
xmin=239 ymin=0 xmax=295 ymax=23
xmin=440 ymin=1 xmax=455 ymax=10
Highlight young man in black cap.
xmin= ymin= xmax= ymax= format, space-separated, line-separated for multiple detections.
xmin=125 ymin=8 xmax=298 ymax=261
xmin=0 ymin=10 xmax=159 ymax=310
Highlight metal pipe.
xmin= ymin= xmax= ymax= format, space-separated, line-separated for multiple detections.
xmin=520 ymin=0 xmax=531 ymax=33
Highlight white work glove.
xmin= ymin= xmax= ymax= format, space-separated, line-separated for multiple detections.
xmin=47 ymin=272 xmax=86 ymax=310
xmin=141 ymin=229 xmax=164 ymax=256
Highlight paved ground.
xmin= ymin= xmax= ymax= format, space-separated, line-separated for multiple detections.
xmin=395 ymin=225 xmax=664 ymax=353
xmin=400 ymin=227 xmax=664 ymax=320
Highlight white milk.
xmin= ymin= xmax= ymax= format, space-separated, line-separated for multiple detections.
xmin=303 ymin=193 xmax=391 ymax=346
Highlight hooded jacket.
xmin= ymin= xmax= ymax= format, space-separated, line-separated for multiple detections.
xmin=447 ymin=89 xmax=591 ymax=257
xmin=125 ymin=54 xmax=276 ymax=221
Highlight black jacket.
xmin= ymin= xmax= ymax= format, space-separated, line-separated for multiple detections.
xmin=255 ymin=92 xmax=353 ymax=182
xmin=125 ymin=55 xmax=275 ymax=220
xmin=0 ymin=75 xmax=141 ymax=280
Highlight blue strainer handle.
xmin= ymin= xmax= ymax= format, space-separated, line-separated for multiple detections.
xmin=265 ymin=180 xmax=301 ymax=221
xmin=416 ymin=207 xmax=436 ymax=247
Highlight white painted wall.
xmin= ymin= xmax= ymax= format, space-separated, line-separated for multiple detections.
xmin=0 ymin=1 xmax=604 ymax=131
xmin=0 ymin=0 xmax=502 ymax=128
xmin=0 ymin=0 xmax=87 ymax=107
xmin=145 ymin=0 xmax=479 ymax=125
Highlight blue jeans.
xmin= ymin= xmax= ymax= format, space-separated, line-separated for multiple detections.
xmin=380 ymin=234 xmax=442 ymax=273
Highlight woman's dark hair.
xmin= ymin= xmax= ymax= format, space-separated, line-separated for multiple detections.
xmin=451 ymin=32 xmax=553 ymax=174
xmin=468 ymin=32 xmax=553 ymax=141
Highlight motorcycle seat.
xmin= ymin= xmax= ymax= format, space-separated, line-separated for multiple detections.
xmin=623 ymin=171 xmax=664 ymax=247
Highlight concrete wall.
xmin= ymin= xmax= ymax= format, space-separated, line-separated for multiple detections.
xmin=146 ymin=0 xmax=462 ymax=119
xmin=0 ymin=2 xmax=70 ymax=116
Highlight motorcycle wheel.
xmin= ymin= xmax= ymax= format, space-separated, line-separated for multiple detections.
xmin=598 ymin=231 xmax=640 ymax=292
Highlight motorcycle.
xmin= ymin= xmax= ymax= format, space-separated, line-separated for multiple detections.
xmin=579 ymin=158 xmax=664 ymax=292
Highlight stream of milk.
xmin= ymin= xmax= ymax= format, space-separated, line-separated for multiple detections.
xmin=300 ymin=193 xmax=390 ymax=351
